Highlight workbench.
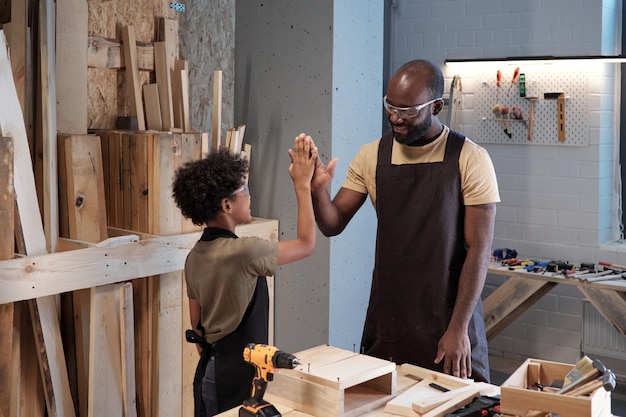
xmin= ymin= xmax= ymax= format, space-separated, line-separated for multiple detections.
xmin=215 ymin=363 xmax=500 ymax=417
xmin=483 ymin=266 xmax=626 ymax=340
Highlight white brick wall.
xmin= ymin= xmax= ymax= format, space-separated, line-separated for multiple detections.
xmin=389 ymin=0 xmax=624 ymax=365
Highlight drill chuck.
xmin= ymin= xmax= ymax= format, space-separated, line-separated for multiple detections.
xmin=273 ymin=352 xmax=299 ymax=369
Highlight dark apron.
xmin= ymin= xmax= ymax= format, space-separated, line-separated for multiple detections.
xmin=361 ymin=130 xmax=490 ymax=382
xmin=190 ymin=227 xmax=270 ymax=415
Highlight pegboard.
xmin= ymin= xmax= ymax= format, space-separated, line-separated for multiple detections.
xmin=472 ymin=68 xmax=590 ymax=146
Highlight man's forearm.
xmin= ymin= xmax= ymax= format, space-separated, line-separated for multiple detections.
xmin=449 ymin=254 xmax=489 ymax=333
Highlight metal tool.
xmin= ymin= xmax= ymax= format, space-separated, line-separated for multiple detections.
xmin=239 ymin=343 xmax=299 ymax=417
xmin=567 ymin=369 xmax=616 ymax=397
xmin=525 ymin=97 xmax=538 ymax=141
xmin=446 ymin=75 xmax=462 ymax=131
xmin=544 ymin=92 xmax=566 ymax=142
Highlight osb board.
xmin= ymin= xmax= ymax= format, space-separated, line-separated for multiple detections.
xmin=178 ymin=1 xmax=235 ymax=139
xmin=87 ymin=0 xmax=177 ymax=129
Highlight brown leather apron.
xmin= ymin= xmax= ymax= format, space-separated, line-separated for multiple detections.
xmin=361 ymin=130 xmax=490 ymax=382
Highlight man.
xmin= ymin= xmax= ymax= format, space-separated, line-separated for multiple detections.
xmin=309 ymin=59 xmax=499 ymax=382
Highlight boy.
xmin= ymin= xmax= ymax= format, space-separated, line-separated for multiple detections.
xmin=172 ymin=134 xmax=317 ymax=416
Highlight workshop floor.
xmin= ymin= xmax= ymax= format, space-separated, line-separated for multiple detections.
xmin=489 ymin=356 xmax=626 ymax=416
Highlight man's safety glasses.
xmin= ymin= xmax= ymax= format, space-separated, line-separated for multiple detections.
xmin=383 ymin=95 xmax=442 ymax=119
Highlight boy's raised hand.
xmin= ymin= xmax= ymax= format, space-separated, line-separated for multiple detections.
xmin=288 ymin=133 xmax=317 ymax=186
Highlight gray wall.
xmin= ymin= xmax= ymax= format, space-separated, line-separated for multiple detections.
xmin=235 ymin=1 xmax=383 ymax=353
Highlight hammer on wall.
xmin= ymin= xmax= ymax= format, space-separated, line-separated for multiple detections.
xmin=544 ymin=92 xmax=566 ymax=142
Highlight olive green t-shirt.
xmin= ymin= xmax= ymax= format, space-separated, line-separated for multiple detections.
xmin=185 ymin=236 xmax=278 ymax=344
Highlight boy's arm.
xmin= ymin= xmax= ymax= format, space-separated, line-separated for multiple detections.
xmin=189 ymin=297 xmax=203 ymax=354
xmin=277 ymin=134 xmax=317 ymax=265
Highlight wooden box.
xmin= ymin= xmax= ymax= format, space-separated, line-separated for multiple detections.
xmin=265 ymin=345 xmax=396 ymax=416
xmin=500 ymin=358 xmax=612 ymax=417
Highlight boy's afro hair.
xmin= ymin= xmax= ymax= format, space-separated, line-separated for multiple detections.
xmin=171 ymin=149 xmax=249 ymax=226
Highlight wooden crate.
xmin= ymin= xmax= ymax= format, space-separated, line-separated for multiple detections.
xmin=500 ymin=358 xmax=612 ymax=417
xmin=265 ymin=345 xmax=396 ymax=417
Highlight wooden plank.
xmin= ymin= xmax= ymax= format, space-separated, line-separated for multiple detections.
xmin=121 ymin=25 xmax=146 ymax=131
xmin=0 ymin=28 xmax=44 ymax=248
xmin=56 ymin=0 xmax=88 ymax=134
xmin=212 ymin=70 xmax=223 ymax=151
xmin=130 ymin=133 xmax=151 ymax=233
xmin=17 ymin=301 xmax=47 ymax=417
xmin=399 ymin=363 xmax=473 ymax=389
xmin=242 ymin=143 xmax=251 ymax=184
xmin=57 ymin=134 xmax=70 ymax=238
xmin=228 ymin=127 xmax=240 ymax=154
xmin=59 ymin=135 xmax=108 ymax=242
xmin=9 ymin=0 xmax=27 ymax=117
xmin=133 ymin=276 xmax=153 ymax=417
xmin=58 ymin=133 xmax=110 ymax=417
xmin=171 ymin=66 xmax=183 ymax=129
xmin=87 ymin=284 xmax=124 ymax=417
xmin=120 ymin=283 xmax=138 ymax=417
xmin=0 ymin=218 xmax=278 ymax=302
xmin=180 ymin=133 xmax=203 ymax=233
xmin=180 ymin=133 xmax=203 ymax=417
xmin=143 ymin=84 xmax=162 ymax=131
xmin=1 ymin=28 xmax=75 ymax=417
xmin=577 ymin=286 xmax=626 ymax=337
xmin=412 ymin=382 xmax=496 ymax=415
xmin=384 ymin=379 xmax=432 ymax=416
xmin=106 ymin=131 xmax=123 ymax=228
xmin=39 ymin=0 xmax=58 ymax=253
xmin=0 ymin=137 xmax=14 ymax=259
xmin=156 ymin=17 xmax=179 ymax=65
xmin=483 ymin=275 xmax=557 ymax=340
xmin=180 ymin=69 xmax=190 ymax=131
xmin=0 ymin=136 xmax=14 ymax=417
xmin=87 ymin=36 xmax=154 ymax=71
xmin=419 ymin=387 xmax=484 ymax=417
xmin=172 ymin=60 xmax=190 ymax=132
xmin=154 ymin=42 xmax=173 ymax=130
xmin=154 ymin=132 xmax=184 ymax=417
xmin=128 ymin=133 xmax=157 ymax=417
xmin=121 ymin=132 xmax=133 ymax=229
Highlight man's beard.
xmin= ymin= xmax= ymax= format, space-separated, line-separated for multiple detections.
xmin=390 ymin=116 xmax=432 ymax=145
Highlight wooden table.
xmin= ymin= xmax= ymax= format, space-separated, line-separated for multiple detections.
xmin=216 ymin=365 xmax=494 ymax=417
xmin=483 ymin=266 xmax=626 ymax=340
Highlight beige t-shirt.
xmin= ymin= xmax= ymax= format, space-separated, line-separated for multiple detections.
xmin=343 ymin=126 xmax=500 ymax=208
xmin=185 ymin=236 xmax=278 ymax=344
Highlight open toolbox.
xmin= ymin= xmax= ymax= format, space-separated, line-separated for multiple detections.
xmin=500 ymin=358 xmax=612 ymax=417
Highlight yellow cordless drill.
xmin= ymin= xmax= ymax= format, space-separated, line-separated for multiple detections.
xmin=239 ymin=343 xmax=299 ymax=417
